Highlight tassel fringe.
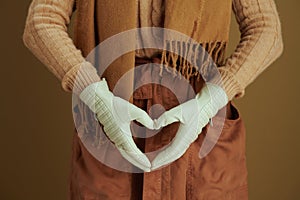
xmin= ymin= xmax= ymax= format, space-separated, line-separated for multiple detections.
xmin=159 ymin=40 xmax=227 ymax=82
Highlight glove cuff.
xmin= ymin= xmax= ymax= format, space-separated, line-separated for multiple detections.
xmin=79 ymin=79 xmax=125 ymax=144
xmin=203 ymin=82 xmax=228 ymax=109
xmin=195 ymin=83 xmax=228 ymax=120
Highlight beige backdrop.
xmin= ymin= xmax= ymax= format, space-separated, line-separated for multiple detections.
xmin=0 ymin=0 xmax=299 ymax=199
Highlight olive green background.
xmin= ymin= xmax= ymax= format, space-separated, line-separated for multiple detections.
xmin=0 ymin=0 xmax=299 ymax=199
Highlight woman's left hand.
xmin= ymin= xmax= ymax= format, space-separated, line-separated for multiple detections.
xmin=151 ymin=82 xmax=228 ymax=170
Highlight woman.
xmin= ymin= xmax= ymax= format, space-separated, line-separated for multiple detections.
xmin=23 ymin=0 xmax=283 ymax=199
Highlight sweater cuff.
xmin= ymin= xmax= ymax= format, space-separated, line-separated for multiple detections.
xmin=214 ymin=67 xmax=245 ymax=101
xmin=61 ymin=61 xmax=101 ymax=95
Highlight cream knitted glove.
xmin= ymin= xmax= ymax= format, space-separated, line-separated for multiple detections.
xmin=151 ymin=82 xmax=228 ymax=170
xmin=79 ymin=78 xmax=155 ymax=172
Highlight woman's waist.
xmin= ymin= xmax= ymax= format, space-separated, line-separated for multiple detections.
xmin=133 ymin=52 xmax=206 ymax=100
xmin=133 ymin=55 xmax=232 ymax=119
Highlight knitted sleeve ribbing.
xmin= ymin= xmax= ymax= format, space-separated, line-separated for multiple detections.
xmin=22 ymin=0 xmax=100 ymax=95
xmin=218 ymin=0 xmax=284 ymax=100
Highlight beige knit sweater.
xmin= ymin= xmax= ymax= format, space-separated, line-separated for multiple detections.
xmin=22 ymin=0 xmax=283 ymax=100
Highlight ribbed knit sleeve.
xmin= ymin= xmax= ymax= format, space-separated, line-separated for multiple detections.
xmin=218 ymin=0 xmax=284 ymax=101
xmin=22 ymin=0 xmax=100 ymax=95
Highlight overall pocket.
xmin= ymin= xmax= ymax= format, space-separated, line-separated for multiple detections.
xmin=186 ymin=101 xmax=248 ymax=199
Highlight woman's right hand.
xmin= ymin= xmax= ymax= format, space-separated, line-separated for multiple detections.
xmin=79 ymin=78 xmax=156 ymax=172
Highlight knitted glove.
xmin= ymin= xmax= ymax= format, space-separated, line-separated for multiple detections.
xmin=151 ymin=82 xmax=228 ymax=170
xmin=79 ymin=78 xmax=155 ymax=172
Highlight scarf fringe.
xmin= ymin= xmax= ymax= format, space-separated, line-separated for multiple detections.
xmin=159 ymin=40 xmax=227 ymax=82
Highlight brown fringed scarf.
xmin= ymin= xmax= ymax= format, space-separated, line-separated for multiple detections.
xmin=73 ymin=0 xmax=232 ymax=100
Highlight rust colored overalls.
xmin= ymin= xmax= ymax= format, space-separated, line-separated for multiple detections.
xmin=69 ymin=55 xmax=249 ymax=200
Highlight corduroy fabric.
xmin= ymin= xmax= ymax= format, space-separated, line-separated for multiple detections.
xmin=69 ymin=56 xmax=248 ymax=200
